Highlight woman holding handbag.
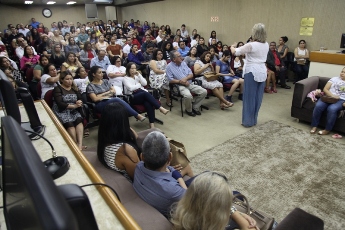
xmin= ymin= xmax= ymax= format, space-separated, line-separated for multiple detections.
xmin=149 ymin=49 xmax=172 ymax=107
xmin=194 ymin=51 xmax=232 ymax=109
xmin=310 ymin=67 xmax=345 ymax=135
xmin=170 ymin=171 xmax=258 ymax=230
xmin=123 ymin=62 xmax=169 ymax=128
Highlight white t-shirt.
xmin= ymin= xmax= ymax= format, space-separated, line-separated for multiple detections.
xmin=40 ymin=74 xmax=57 ymax=99
xmin=123 ymin=44 xmax=131 ymax=55
xmin=329 ymin=76 xmax=345 ymax=100
xmin=106 ymin=65 xmax=126 ymax=89
xmin=190 ymin=40 xmax=198 ymax=47
xmin=156 ymin=35 xmax=162 ymax=44
xmin=74 ymin=77 xmax=89 ymax=94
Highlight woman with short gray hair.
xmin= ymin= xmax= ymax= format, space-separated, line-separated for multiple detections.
xmin=230 ymin=23 xmax=269 ymax=127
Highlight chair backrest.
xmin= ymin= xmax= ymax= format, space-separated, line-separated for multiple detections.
xmin=37 ymin=81 xmax=42 ymax=99
xmin=43 ymin=89 xmax=54 ymax=108
xmin=25 ymin=67 xmax=34 ymax=84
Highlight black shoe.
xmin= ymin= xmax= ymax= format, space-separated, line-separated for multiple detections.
xmin=185 ymin=110 xmax=196 ymax=117
xmin=192 ymin=109 xmax=201 ymax=115
xmin=281 ymin=85 xmax=291 ymax=89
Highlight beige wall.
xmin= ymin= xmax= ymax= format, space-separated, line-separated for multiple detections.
xmin=119 ymin=0 xmax=345 ymax=51
xmin=0 ymin=4 xmax=107 ymax=30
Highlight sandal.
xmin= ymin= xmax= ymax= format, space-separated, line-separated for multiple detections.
xmin=166 ymin=102 xmax=173 ymax=107
xmin=264 ymin=87 xmax=272 ymax=94
xmin=310 ymin=128 xmax=317 ymax=134
xmin=160 ymin=108 xmax=169 ymax=115
xmin=271 ymin=87 xmax=277 ymax=93
xmin=83 ymin=129 xmax=90 ymax=138
xmin=332 ymin=134 xmax=343 ymax=139
xmin=318 ymin=130 xmax=329 ymax=135
xmin=80 ymin=146 xmax=88 ymax=151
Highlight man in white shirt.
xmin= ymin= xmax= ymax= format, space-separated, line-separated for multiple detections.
xmin=123 ymin=37 xmax=132 ymax=57
xmin=15 ymin=38 xmax=37 ymax=60
xmin=18 ymin=24 xmax=30 ymax=37
xmin=181 ymin=24 xmax=189 ymax=44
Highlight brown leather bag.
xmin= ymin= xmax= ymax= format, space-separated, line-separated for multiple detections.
xmin=233 ymin=193 xmax=275 ymax=230
xmin=168 ymin=139 xmax=190 ymax=168
xmin=320 ymin=95 xmax=339 ymax=104
xmin=204 ymin=72 xmax=219 ymax=82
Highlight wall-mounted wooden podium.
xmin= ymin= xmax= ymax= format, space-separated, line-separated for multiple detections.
xmin=309 ymin=50 xmax=345 ymax=77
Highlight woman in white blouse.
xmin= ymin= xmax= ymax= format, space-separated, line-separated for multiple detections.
xmin=294 ymin=40 xmax=309 ymax=83
xmin=123 ymin=62 xmax=169 ymax=128
xmin=230 ymin=23 xmax=269 ymax=128
xmin=106 ymin=55 xmax=126 ymax=95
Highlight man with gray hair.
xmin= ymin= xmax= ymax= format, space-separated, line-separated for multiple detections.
xmin=90 ymin=50 xmax=111 ymax=71
xmin=166 ymin=50 xmax=207 ymax=116
xmin=133 ymin=131 xmax=187 ymax=217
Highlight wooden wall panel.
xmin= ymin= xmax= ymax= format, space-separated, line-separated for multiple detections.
xmin=119 ymin=0 xmax=345 ymax=51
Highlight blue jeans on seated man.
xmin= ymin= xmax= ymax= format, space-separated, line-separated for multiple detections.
xmin=95 ymin=97 xmax=139 ymax=117
xmin=311 ymin=99 xmax=345 ymax=130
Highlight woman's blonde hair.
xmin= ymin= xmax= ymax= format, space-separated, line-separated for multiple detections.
xmin=171 ymin=171 xmax=233 ymax=230
xmin=252 ymin=23 xmax=267 ymax=43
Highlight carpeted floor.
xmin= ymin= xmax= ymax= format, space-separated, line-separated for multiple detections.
xmin=190 ymin=120 xmax=345 ymax=229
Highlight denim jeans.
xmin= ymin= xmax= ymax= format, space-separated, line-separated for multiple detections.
xmin=311 ymin=99 xmax=345 ymax=130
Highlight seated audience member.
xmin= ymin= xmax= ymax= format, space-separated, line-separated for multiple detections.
xmin=112 ymin=33 xmax=124 ymax=47
xmin=180 ymin=24 xmax=189 ymax=44
xmin=61 ymin=52 xmax=82 ymax=77
xmin=162 ymin=41 xmax=173 ymax=61
xmin=166 ymin=50 xmax=207 ymax=117
xmin=90 ymin=50 xmax=111 ymax=71
xmin=123 ymin=62 xmax=169 ymax=128
xmin=208 ymin=30 xmax=218 ymax=45
xmin=61 ymin=32 xmax=71 ymax=47
xmin=141 ymin=34 xmax=156 ymax=53
xmin=20 ymin=46 xmax=40 ymax=72
xmin=51 ymin=30 xmax=64 ymax=46
xmin=50 ymin=44 xmax=65 ymax=70
xmin=190 ymin=33 xmax=200 ymax=47
xmin=170 ymin=171 xmax=258 ymax=230
xmin=88 ymin=31 xmax=98 ymax=45
xmin=31 ymin=55 xmax=50 ymax=99
xmin=143 ymin=21 xmax=150 ymax=33
xmin=123 ymin=37 xmax=132 ymax=57
xmin=165 ymin=25 xmax=172 ymax=37
xmin=77 ymin=28 xmax=89 ymax=46
xmin=0 ymin=56 xmax=23 ymax=83
xmin=294 ymin=39 xmax=310 ymax=83
xmin=64 ymin=37 xmax=80 ymax=56
xmin=183 ymin=46 xmax=199 ymax=68
xmin=30 ymin=18 xmax=40 ymax=29
xmin=97 ymin=102 xmax=141 ymax=181
xmin=216 ymin=41 xmax=223 ymax=55
xmin=177 ymin=41 xmax=190 ymax=58
xmin=172 ymin=36 xmax=180 ymax=50
xmin=155 ymin=30 xmax=165 ymax=44
xmin=190 ymin=29 xmax=197 ymax=41
xmin=143 ymin=43 xmax=154 ymax=62
xmin=106 ymin=55 xmax=125 ymax=94
xmin=74 ymin=67 xmax=89 ymax=103
xmin=216 ymin=50 xmax=244 ymax=102
xmin=149 ymin=49 xmax=171 ymax=106
xmin=37 ymin=35 xmax=52 ymax=57
xmin=15 ymin=37 xmax=37 ymax=60
xmin=79 ymin=41 xmax=96 ymax=69
xmin=232 ymin=42 xmax=245 ymax=78
xmin=52 ymin=71 xmax=86 ymax=151
xmin=196 ymin=37 xmax=208 ymax=57
xmin=209 ymin=45 xmax=219 ymax=63
xmin=29 ymin=28 xmax=41 ymax=46
xmin=133 ymin=131 xmax=188 ymax=217
xmin=210 ymin=38 xmax=217 ymax=47
xmin=106 ymin=36 xmax=123 ymax=59
xmin=86 ymin=65 xmax=145 ymax=121
xmin=127 ymin=44 xmax=146 ymax=71
xmin=96 ymin=35 xmax=109 ymax=52
xmin=194 ymin=51 xmax=232 ymax=109
xmin=310 ymin=67 xmax=345 ymax=135
xmin=18 ymin=23 xmax=30 ymax=37
xmin=40 ymin=63 xmax=60 ymax=99
xmin=266 ymin=41 xmax=290 ymax=90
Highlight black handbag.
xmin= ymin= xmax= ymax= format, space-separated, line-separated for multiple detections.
xmin=232 ymin=193 xmax=275 ymax=230
xmin=78 ymin=105 xmax=87 ymax=118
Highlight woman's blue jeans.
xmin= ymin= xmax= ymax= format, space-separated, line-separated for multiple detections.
xmin=311 ymin=99 xmax=345 ymax=130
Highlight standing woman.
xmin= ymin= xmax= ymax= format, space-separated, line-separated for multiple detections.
xmin=230 ymin=23 xmax=269 ymax=127
xmin=277 ymin=36 xmax=289 ymax=66
xmin=52 ymin=71 xmax=86 ymax=151
xmin=294 ymin=40 xmax=309 ymax=83
xmin=123 ymin=62 xmax=169 ymax=128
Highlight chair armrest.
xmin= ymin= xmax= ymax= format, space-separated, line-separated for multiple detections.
xmin=292 ymin=76 xmax=320 ymax=108
xmin=169 ymin=83 xmax=181 ymax=96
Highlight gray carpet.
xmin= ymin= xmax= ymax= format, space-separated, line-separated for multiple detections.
xmin=190 ymin=120 xmax=345 ymax=229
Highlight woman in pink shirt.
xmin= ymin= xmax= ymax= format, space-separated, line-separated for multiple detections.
xmin=20 ymin=46 xmax=40 ymax=71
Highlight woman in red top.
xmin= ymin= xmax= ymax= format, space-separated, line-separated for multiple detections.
xmin=80 ymin=41 xmax=97 ymax=70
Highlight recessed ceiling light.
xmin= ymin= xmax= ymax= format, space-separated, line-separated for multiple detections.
xmin=25 ymin=1 xmax=33 ymax=4
xmin=47 ymin=1 xmax=56 ymax=4
xmin=66 ymin=1 xmax=76 ymax=4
